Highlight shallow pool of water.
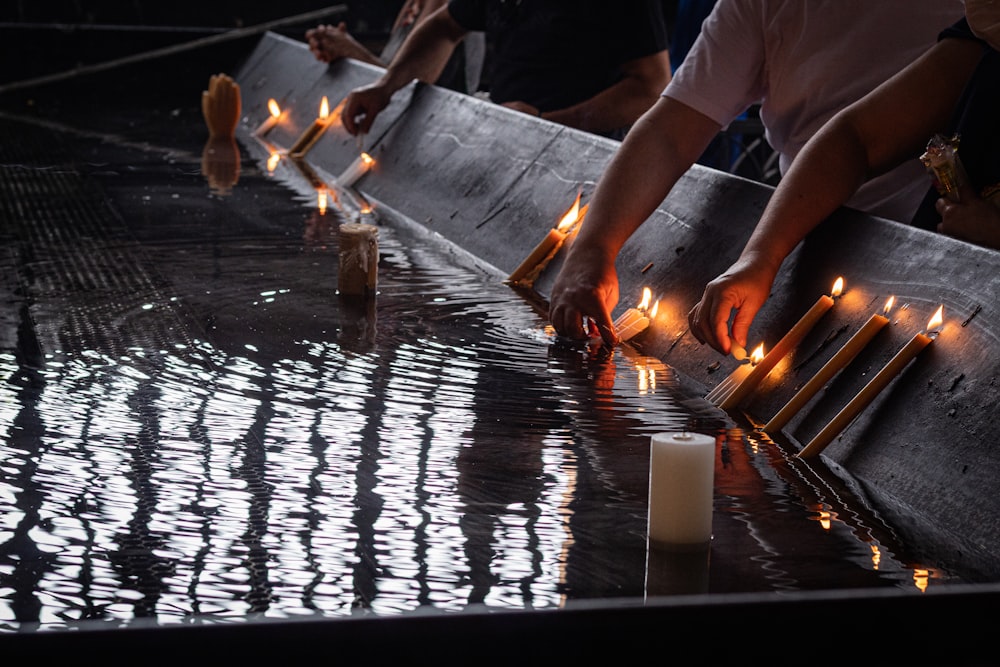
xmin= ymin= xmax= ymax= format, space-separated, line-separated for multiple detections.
xmin=0 ymin=82 xmax=968 ymax=632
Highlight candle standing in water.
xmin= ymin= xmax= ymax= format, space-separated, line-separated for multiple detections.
xmin=797 ymin=305 xmax=944 ymax=459
xmin=647 ymin=432 xmax=716 ymax=551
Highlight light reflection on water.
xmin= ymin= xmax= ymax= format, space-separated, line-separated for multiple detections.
xmin=0 ymin=127 xmax=964 ymax=632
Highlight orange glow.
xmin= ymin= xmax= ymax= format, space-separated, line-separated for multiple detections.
xmin=750 ymin=343 xmax=765 ymax=365
xmin=637 ymin=286 xmax=652 ymax=311
xmin=556 ymin=192 xmax=582 ymax=233
xmin=268 ymin=98 xmax=281 ymax=118
xmin=360 ymin=152 xmax=375 ymax=167
xmin=267 ymin=151 xmax=280 ymax=173
xmin=927 ymin=305 xmax=944 ymax=331
xmin=913 ymin=569 xmax=929 ymax=593
xmin=319 ymin=96 xmax=330 ymax=120
xmin=883 ymin=296 xmax=895 ymax=315
xmin=831 ymin=277 xmax=844 ymax=297
xmin=819 ymin=510 xmax=831 ymax=531
xmin=317 ymin=189 xmax=328 ymax=215
xmin=870 ymin=544 xmax=881 ymax=570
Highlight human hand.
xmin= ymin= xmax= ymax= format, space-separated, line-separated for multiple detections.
xmin=501 ymin=100 xmax=541 ymax=118
xmin=935 ymin=183 xmax=1000 ymax=250
xmin=687 ymin=253 xmax=777 ymax=355
xmin=548 ymin=244 xmax=620 ymax=347
xmin=306 ymin=22 xmax=364 ymax=64
xmin=342 ymin=83 xmax=393 ymax=135
xmin=201 ymin=73 xmax=241 ymax=139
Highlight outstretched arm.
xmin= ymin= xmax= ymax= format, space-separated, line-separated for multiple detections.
xmin=549 ymin=96 xmax=722 ymax=345
xmin=688 ymin=37 xmax=983 ymax=355
xmin=343 ymin=6 xmax=467 ymax=135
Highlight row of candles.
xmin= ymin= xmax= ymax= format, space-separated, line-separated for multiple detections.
xmin=252 ymin=95 xmax=375 ymax=191
xmin=258 ymin=98 xmax=948 ymax=459
xmin=509 ymin=193 xmax=947 ymax=463
xmin=251 ymin=95 xmax=380 ymax=298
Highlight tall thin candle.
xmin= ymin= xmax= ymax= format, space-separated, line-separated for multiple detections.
xmin=797 ymin=305 xmax=943 ymax=459
xmin=507 ymin=193 xmax=585 ymax=285
xmin=765 ymin=296 xmax=895 ymax=434
xmin=716 ymin=277 xmax=843 ymax=410
xmin=289 ymin=96 xmax=335 ymax=157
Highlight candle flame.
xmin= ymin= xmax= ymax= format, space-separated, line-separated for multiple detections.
xmin=750 ymin=343 xmax=765 ymax=365
xmin=927 ymin=305 xmax=944 ymax=331
xmin=883 ymin=296 xmax=895 ymax=314
xmin=649 ymin=300 xmax=659 ymax=319
xmin=268 ymin=98 xmax=281 ymax=118
xmin=319 ymin=96 xmax=330 ymax=119
xmin=360 ymin=152 xmax=375 ymax=167
xmin=831 ymin=277 xmax=844 ymax=297
xmin=317 ymin=189 xmax=328 ymax=215
xmin=637 ymin=286 xmax=652 ymax=311
xmin=267 ymin=151 xmax=280 ymax=173
xmin=556 ymin=192 xmax=582 ymax=233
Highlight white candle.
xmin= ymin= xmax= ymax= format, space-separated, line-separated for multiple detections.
xmin=254 ymin=98 xmax=283 ymax=136
xmin=648 ymin=432 xmax=716 ymax=551
xmin=337 ymin=152 xmax=376 ymax=188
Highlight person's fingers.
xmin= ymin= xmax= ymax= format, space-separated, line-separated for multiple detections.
xmin=550 ymin=304 xmax=587 ymax=340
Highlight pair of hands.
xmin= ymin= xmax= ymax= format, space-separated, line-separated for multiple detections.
xmin=550 ymin=249 xmax=775 ymax=355
xmin=306 ymin=23 xmax=371 ymax=65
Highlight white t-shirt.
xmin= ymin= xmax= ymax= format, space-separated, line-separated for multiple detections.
xmin=665 ymin=0 xmax=966 ymax=222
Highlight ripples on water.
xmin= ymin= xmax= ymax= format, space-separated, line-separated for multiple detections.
xmin=0 ymin=124 xmax=961 ymax=631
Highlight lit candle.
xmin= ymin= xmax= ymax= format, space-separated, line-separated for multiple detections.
xmin=647 ymin=432 xmax=716 ymax=551
xmin=254 ymin=98 xmax=284 ymax=136
xmin=338 ymin=222 xmax=379 ymax=298
xmin=765 ymin=296 xmax=895 ymax=434
xmin=507 ymin=193 xmax=586 ymax=285
xmin=797 ymin=305 xmax=944 ymax=459
xmin=704 ymin=343 xmax=765 ymax=405
xmin=716 ymin=277 xmax=844 ymax=410
xmin=337 ymin=152 xmax=376 ymax=189
xmin=289 ymin=96 xmax=335 ymax=157
xmin=613 ymin=287 xmax=660 ymax=342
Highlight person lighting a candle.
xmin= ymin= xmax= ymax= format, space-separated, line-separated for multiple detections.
xmin=688 ymin=6 xmax=1000 ymax=355
xmin=305 ymin=0 xmax=483 ymax=95
xmin=339 ymin=1 xmax=673 ymax=141
xmin=547 ymin=1 xmax=963 ymax=347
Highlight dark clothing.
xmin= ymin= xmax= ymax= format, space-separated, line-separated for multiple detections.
xmin=446 ymin=0 xmax=669 ymax=113
xmin=912 ymin=18 xmax=1000 ymax=230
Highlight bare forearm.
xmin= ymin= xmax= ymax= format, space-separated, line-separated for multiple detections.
xmin=377 ymin=8 xmax=466 ymax=91
xmin=571 ymin=97 xmax=719 ymax=256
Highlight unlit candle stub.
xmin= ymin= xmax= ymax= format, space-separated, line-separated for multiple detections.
xmin=338 ymin=223 xmax=379 ymax=297
xmin=647 ymin=431 xmax=716 ymax=551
